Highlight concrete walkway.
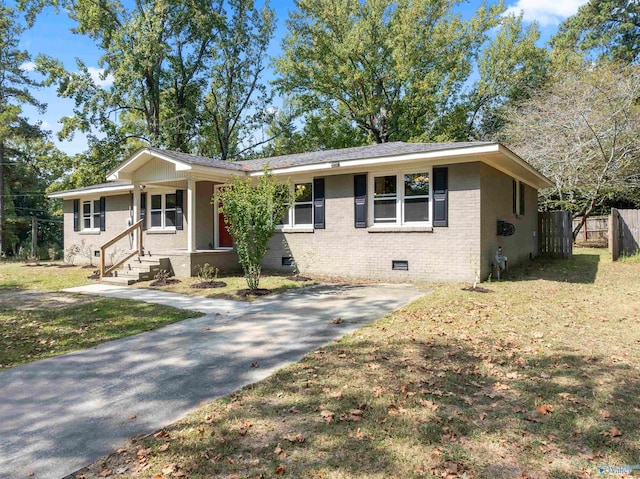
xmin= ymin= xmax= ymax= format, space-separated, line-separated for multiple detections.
xmin=0 ymin=283 xmax=425 ymax=479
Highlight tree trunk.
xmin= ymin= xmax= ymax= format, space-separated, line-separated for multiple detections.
xmin=0 ymin=141 xmax=4 ymax=256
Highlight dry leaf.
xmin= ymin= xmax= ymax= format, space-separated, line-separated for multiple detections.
xmin=99 ymin=470 xmax=113 ymax=478
xmin=609 ymin=426 xmax=622 ymax=437
xmin=600 ymin=410 xmax=611 ymax=419
xmin=331 ymin=317 xmax=344 ymax=324
xmin=158 ymin=443 xmax=170 ymax=452
xmin=251 ymin=362 xmax=259 ymax=368
xmin=275 ymin=465 xmax=286 ymax=475
xmin=284 ymin=434 xmax=305 ymax=443
xmin=536 ymin=404 xmax=554 ymax=415
xmin=320 ymin=410 xmax=334 ymax=423
xmin=274 ymin=445 xmax=282 ymax=455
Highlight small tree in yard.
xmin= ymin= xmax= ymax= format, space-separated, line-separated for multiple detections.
xmin=215 ymin=169 xmax=292 ymax=291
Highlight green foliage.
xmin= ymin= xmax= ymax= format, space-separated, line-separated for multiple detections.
xmin=274 ymin=0 xmax=549 ymax=148
xmin=0 ymin=4 xmax=67 ymax=255
xmin=21 ymin=0 xmax=275 ymax=184
xmin=552 ymin=0 xmax=640 ymax=64
xmin=215 ymin=169 xmax=292 ymax=290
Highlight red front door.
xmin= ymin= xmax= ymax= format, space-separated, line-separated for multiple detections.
xmin=218 ymin=209 xmax=233 ymax=248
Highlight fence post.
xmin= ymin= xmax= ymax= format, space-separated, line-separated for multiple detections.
xmin=609 ymin=208 xmax=619 ymax=261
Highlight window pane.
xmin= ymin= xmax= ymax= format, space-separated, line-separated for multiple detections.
xmin=151 ymin=194 xmax=162 ymax=210
xmin=165 ymin=210 xmax=176 ymax=227
xmin=404 ymin=197 xmax=429 ymax=222
xmin=294 ymin=204 xmax=312 ymax=225
xmin=166 ymin=193 xmax=176 ymax=209
xmin=84 ymin=218 xmax=91 ymax=229
xmin=295 ymin=183 xmax=312 ymax=202
xmin=405 ymin=173 xmax=429 ymax=196
xmin=374 ymin=199 xmax=396 ymax=222
xmin=374 ymin=176 xmax=396 ymax=197
xmin=151 ymin=211 xmax=162 ymax=227
xmin=279 ymin=207 xmax=290 ymax=225
xmin=83 ymin=202 xmax=91 ymax=215
xmin=93 ymin=213 xmax=101 ymax=229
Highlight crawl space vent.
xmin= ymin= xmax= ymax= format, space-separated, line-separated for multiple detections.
xmin=281 ymin=256 xmax=294 ymax=266
xmin=392 ymin=260 xmax=409 ymax=271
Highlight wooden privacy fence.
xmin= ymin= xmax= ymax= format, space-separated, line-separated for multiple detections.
xmin=539 ymin=211 xmax=573 ymax=258
xmin=609 ymin=208 xmax=640 ymax=261
xmin=572 ymin=215 xmax=609 ymax=241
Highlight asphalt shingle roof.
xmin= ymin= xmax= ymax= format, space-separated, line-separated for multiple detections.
xmin=235 ymin=141 xmax=493 ymax=171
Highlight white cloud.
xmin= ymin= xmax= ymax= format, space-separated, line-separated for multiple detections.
xmin=87 ymin=67 xmax=115 ymax=87
xmin=504 ymin=0 xmax=588 ymax=26
xmin=20 ymin=61 xmax=37 ymax=72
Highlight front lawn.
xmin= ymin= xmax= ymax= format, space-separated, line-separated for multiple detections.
xmin=0 ymin=262 xmax=201 ymax=369
xmin=75 ymin=248 xmax=640 ymax=479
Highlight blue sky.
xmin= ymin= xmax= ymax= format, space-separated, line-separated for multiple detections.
xmin=16 ymin=0 xmax=588 ymax=156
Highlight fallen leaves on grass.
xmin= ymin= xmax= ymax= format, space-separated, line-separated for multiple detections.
xmin=536 ymin=404 xmax=555 ymax=415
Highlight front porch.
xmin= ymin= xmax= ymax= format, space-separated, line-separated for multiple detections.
xmin=137 ymin=249 xmax=240 ymax=277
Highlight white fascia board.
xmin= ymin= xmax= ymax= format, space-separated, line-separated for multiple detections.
xmin=48 ymin=184 xmax=134 ymax=199
xmin=188 ymin=164 xmax=247 ymax=179
xmin=248 ymin=144 xmax=501 ymax=177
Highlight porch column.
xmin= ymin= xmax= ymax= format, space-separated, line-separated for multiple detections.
xmin=132 ymin=183 xmax=140 ymax=248
xmin=187 ymin=178 xmax=196 ymax=253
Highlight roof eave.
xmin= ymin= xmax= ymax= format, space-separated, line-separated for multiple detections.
xmin=47 ymin=184 xmax=134 ymax=199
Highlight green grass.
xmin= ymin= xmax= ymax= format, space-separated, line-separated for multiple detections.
xmin=0 ymin=261 xmax=201 ymax=368
xmin=135 ymin=271 xmax=318 ymax=301
xmin=0 ymin=298 xmax=201 ymax=368
xmin=73 ymin=248 xmax=640 ymax=479
xmin=0 ymin=261 xmax=93 ymax=291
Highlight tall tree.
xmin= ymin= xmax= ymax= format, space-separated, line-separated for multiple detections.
xmin=27 ymin=0 xmax=223 ymax=155
xmin=552 ymin=0 xmax=640 ymax=64
xmin=198 ymin=0 xmax=276 ymax=161
xmin=0 ymin=3 xmax=46 ymax=255
xmin=501 ymin=61 xmax=640 ymax=236
xmin=274 ymin=0 xmax=547 ymax=148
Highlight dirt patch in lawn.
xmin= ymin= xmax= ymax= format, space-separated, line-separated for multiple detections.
xmin=0 ymin=290 xmax=94 ymax=311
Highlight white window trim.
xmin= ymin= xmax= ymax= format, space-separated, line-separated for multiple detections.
xmin=148 ymin=191 xmax=178 ymax=230
xmin=81 ymin=197 xmax=101 ymax=232
xmin=514 ymin=180 xmax=525 ymax=217
xmin=368 ymin=168 xmax=433 ymax=228
xmin=278 ymin=180 xmax=314 ymax=230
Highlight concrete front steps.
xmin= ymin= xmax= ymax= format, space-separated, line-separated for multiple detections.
xmin=101 ymin=257 xmax=169 ymax=286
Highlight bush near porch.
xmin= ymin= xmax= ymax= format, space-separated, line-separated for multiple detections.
xmin=74 ymin=248 xmax=640 ymax=479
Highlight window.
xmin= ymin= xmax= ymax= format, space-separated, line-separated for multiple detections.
xmin=374 ymin=176 xmax=397 ymax=223
xmin=82 ymin=200 xmax=101 ymax=230
xmin=150 ymin=192 xmax=178 ymax=229
xmin=371 ymin=170 xmax=431 ymax=226
xmin=280 ymin=182 xmax=314 ymax=227
xmin=293 ymin=182 xmax=313 ymax=226
xmin=404 ymin=173 xmax=429 ymax=222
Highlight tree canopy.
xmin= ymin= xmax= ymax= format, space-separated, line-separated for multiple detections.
xmin=552 ymin=0 xmax=640 ymax=64
xmin=273 ymin=0 xmax=549 ymax=149
xmin=501 ymin=60 xmax=640 ymax=230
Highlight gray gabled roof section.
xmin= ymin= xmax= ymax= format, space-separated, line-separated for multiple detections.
xmin=235 ymin=141 xmax=493 ymax=171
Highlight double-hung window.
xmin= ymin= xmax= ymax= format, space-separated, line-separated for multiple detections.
xmin=150 ymin=192 xmax=177 ymax=229
xmin=280 ymin=182 xmax=313 ymax=227
xmin=371 ymin=170 xmax=431 ymax=226
xmin=82 ymin=199 xmax=101 ymax=230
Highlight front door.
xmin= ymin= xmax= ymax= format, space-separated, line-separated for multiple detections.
xmin=218 ymin=209 xmax=233 ymax=248
xmin=214 ymin=185 xmax=233 ymax=249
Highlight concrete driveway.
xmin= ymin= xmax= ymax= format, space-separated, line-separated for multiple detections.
xmin=0 ymin=283 xmax=425 ymax=479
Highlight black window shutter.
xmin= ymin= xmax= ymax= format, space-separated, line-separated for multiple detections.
xmin=140 ymin=192 xmax=147 ymax=230
xmin=175 ymin=190 xmax=184 ymax=230
xmin=433 ymin=167 xmax=448 ymax=227
xmin=313 ymin=177 xmax=325 ymax=229
xmin=519 ymin=181 xmax=525 ymax=216
xmin=73 ymin=199 xmax=80 ymax=232
xmin=512 ymin=179 xmax=517 ymax=214
xmin=99 ymin=197 xmax=106 ymax=231
xmin=354 ymin=174 xmax=367 ymax=228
